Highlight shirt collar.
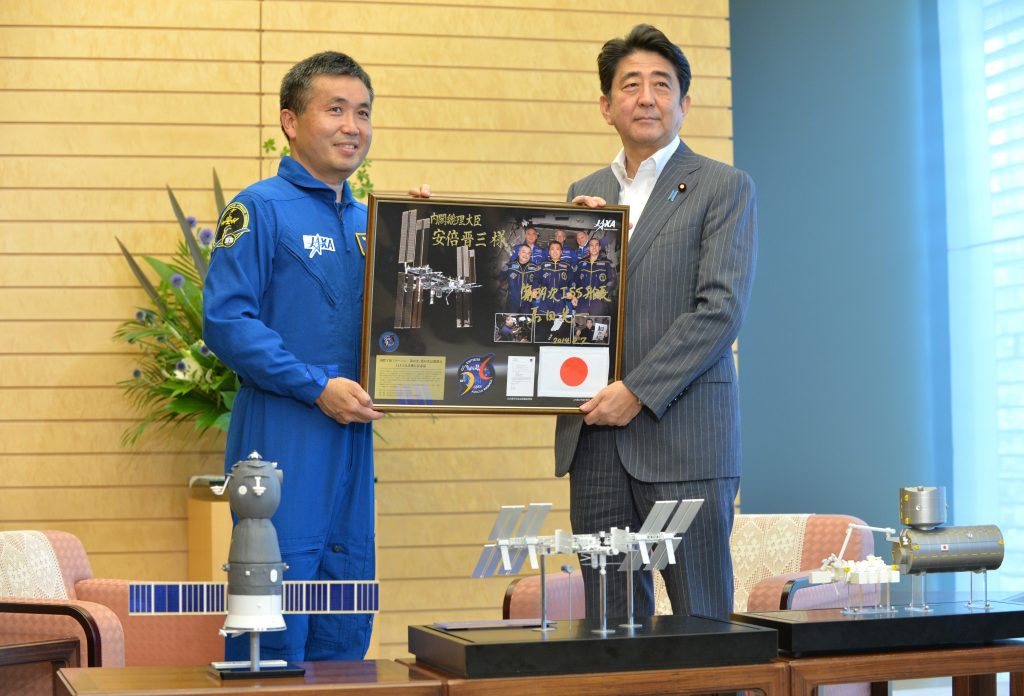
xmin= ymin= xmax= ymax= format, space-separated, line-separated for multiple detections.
xmin=609 ymin=136 xmax=681 ymax=187
xmin=277 ymin=155 xmax=355 ymax=205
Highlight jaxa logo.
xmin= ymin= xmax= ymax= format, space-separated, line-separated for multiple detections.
xmin=594 ymin=218 xmax=618 ymax=231
xmin=457 ymin=353 xmax=495 ymax=397
xmin=303 ymin=234 xmax=336 ymax=258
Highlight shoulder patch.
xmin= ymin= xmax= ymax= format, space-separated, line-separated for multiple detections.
xmin=214 ymin=201 xmax=251 ymax=249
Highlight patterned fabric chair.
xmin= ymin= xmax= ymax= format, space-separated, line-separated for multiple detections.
xmin=503 ymin=513 xmax=876 ymax=618
xmin=0 ymin=530 xmax=223 ymax=695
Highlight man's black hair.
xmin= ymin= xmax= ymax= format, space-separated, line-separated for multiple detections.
xmin=597 ymin=24 xmax=691 ymax=97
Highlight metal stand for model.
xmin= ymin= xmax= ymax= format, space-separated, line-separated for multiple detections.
xmin=471 ymin=499 xmax=704 ymax=637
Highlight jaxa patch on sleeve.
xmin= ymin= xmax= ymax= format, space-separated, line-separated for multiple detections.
xmin=214 ymin=201 xmax=251 ymax=249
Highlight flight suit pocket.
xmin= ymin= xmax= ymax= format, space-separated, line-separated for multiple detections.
xmin=281 ymin=243 xmax=339 ymax=307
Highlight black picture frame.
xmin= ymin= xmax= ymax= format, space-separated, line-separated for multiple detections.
xmin=361 ymin=195 xmax=629 ymax=413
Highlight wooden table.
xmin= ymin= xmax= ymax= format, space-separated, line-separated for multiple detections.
xmin=55 ymin=659 xmax=443 ymax=696
xmin=787 ymin=640 xmax=1024 ymax=696
xmin=402 ymin=657 xmax=789 ymax=696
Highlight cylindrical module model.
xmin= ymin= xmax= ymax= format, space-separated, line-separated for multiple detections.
xmin=899 ymin=486 xmax=947 ymax=530
xmin=222 ymin=451 xmax=288 ymax=633
xmin=892 ymin=524 xmax=1004 ymax=575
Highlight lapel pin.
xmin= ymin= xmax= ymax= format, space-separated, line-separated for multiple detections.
xmin=668 ymin=183 xmax=687 ymax=202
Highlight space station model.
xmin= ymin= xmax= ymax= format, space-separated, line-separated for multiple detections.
xmin=472 ymin=499 xmax=703 ymax=634
xmin=127 ymin=452 xmax=378 ymax=679
xmin=395 ymin=208 xmax=480 ymax=329
xmin=809 ymin=485 xmax=1004 ymax=615
xmin=891 ymin=486 xmax=1004 ymax=611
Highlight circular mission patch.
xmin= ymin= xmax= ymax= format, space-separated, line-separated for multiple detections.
xmin=215 ymin=201 xmax=251 ymax=249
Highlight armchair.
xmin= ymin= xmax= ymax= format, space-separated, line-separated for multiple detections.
xmin=0 ymin=530 xmax=223 ymax=695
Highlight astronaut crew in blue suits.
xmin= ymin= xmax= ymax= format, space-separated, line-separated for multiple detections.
xmin=203 ymin=52 xmax=383 ymax=663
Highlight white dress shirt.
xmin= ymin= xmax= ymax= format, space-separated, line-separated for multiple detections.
xmin=610 ymin=136 xmax=680 ymax=237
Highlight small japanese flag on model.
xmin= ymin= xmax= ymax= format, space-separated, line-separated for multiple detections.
xmin=537 ymin=346 xmax=609 ymax=398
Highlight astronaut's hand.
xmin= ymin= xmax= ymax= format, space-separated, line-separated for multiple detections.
xmin=571 ymin=195 xmax=606 ymax=208
xmin=408 ymin=184 xmax=432 ymax=198
xmin=316 ymin=377 xmax=384 ymax=425
xmin=579 ymin=381 xmax=642 ymax=427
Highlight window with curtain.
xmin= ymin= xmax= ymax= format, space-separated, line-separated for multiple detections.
xmin=941 ymin=0 xmax=1024 ymax=591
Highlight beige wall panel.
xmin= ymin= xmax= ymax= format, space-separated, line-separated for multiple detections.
xmin=0 ymin=156 xmax=256 ymax=196
xmin=0 ymin=354 xmax=136 ymax=387
xmin=260 ymin=94 xmax=732 ymax=137
xmin=0 ymin=191 xmax=230 ymax=225
xmin=262 ymin=3 xmax=728 ymax=46
xmin=0 ymin=520 xmax=185 ymax=552
xmin=0 ymin=224 xmax=216 ymax=255
xmin=0 ymin=27 xmax=256 ymax=62
xmin=0 ymin=125 xmax=258 ymax=158
xmin=380 ymin=577 xmax=518 ymax=612
xmin=88 ymin=553 xmax=186 ymax=581
xmin=375 ymin=449 xmax=554 ymax=481
xmin=0 ymin=255 xmax=175 ymax=288
xmin=359 ymin=141 xmax=734 ymax=198
xmin=377 ymin=511 xmax=571 ymax=547
xmin=2 ymin=454 xmax=224 ymax=487
xmin=0 ymin=1 xmax=261 ymax=29
xmin=376 ymin=480 xmax=569 ymax=515
xmin=374 ymin=415 xmax=554 ymax=450
xmin=261 ymin=64 xmax=732 ymax=108
xmin=1 ymin=488 xmax=186 ymax=522
xmin=0 ymin=421 xmax=224 ymax=454
xmin=0 ymin=288 xmax=153 ymax=321
xmin=379 ymin=546 xmax=502 ymax=579
xmin=1 ymin=321 xmax=124 ymax=353
xmin=0 ymin=59 xmax=259 ymax=94
xmin=0 ymin=388 xmax=166 ymax=420
xmin=261 ymin=33 xmax=730 ymax=77
xmin=258 ymin=125 xmax=724 ymax=166
xmin=348 ymin=0 xmax=726 ymax=15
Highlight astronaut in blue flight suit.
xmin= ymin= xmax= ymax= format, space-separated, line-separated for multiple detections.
xmin=537 ymin=240 xmax=576 ymax=317
xmin=565 ymin=230 xmax=591 ymax=268
xmin=202 ymin=51 xmax=383 ymax=663
xmin=521 ymin=226 xmax=546 ymax=264
xmin=503 ymin=243 xmax=540 ymax=313
xmin=574 ymin=237 xmax=616 ymax=316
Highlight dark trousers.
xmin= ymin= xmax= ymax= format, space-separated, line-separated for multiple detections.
xmin=568 ymin=425 xmax=738 ymax=621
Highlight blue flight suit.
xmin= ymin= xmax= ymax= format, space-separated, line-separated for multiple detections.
xmin=574 ymin=256 xmax=616 ymax=316
xmin=203 ymin=156 xmax=374 ymax=662
xmin=537 ymin=259 xmax=575 ymax=317
xmin=503 ymin=260 xmax=539 ymax=313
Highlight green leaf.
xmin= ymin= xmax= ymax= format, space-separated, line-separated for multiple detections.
xmin=213 ymin=169 xmax=226 ymax=218
xmin=166 ymin=185 xmax=209 ymax=282
xmin=212 ymin=411 xmax=232 ymax=432
xmin=116 ymin=238 xmax=170 ymax=317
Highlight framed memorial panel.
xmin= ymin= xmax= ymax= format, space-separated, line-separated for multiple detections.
xmin=361 ymin=195 xmax=629 ymax=413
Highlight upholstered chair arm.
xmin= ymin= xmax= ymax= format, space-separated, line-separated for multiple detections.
xmin=76 ymin=578 xmax=224 ymax=666
xmin=0 ymin=598 xmax=125 ymax=667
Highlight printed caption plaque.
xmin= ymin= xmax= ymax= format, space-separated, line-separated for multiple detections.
xmin=361 ymin=195 xmax=629 ymax=413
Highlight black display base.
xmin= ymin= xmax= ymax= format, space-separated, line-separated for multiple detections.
xmin=408 ymin=614 xmax=778 ymax=678
xmin=732 ymin=600 xmax=1024 ymax=657
xmin=211 ymin=663 xmax=306 ymax=680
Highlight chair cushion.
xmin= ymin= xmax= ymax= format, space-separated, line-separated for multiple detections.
xmin=0 ymin=531 xmax=69 ymax=600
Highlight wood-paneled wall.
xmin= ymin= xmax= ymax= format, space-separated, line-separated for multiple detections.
xmin=0 ymin=0 xmax=732 ymax=660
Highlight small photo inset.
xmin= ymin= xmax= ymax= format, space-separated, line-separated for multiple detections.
xmin=494 ymin=313 xmax=533 ymax=343
xmin=572 ymin=315 xmax=611 ymax=345
xmin=534 ymin=313 xmax=574 ymax=344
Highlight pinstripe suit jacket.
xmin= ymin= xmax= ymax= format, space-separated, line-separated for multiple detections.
xmin=554 ymin=140 xmax=758 ymax=482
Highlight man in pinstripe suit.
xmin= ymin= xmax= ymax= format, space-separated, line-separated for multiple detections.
xmin=555 ymin=24 xmax=758 ymax=622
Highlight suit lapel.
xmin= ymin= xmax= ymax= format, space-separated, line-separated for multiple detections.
xmin=625 ymin=143 xmax=701 ymax=276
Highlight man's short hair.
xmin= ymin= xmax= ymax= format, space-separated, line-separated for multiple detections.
xmin=280 ymin=51 xmax=374 ymax=117
xmin=548 ymin=240 xmax=562 ymax=249
xmin=597 ymin=24 xmax=691 ymax=98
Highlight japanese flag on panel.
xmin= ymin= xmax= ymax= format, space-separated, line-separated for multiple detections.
xmin=537 ymin=346 xmax=609 ymax=398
